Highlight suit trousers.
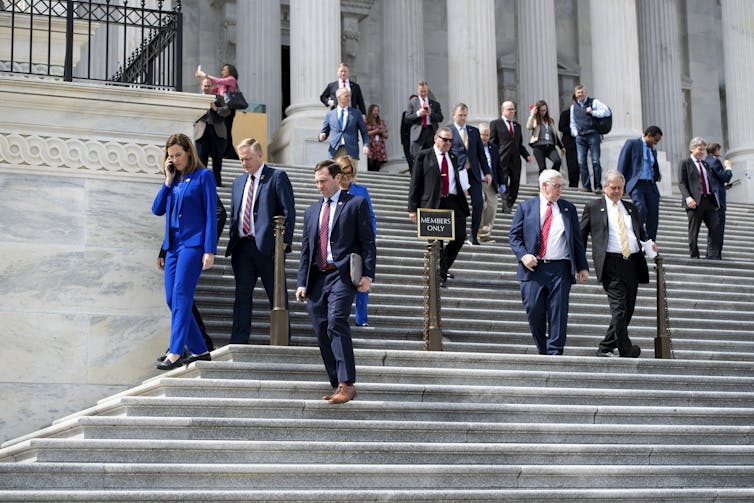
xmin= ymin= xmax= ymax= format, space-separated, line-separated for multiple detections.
xmin=562 ymin=138 xmax=579 ymax=187
xmin=519 ymin=260 xmax=572 ymax=355
xmin=686 ymin=195 xmax=720 ymax=259
xmin=307 ymin=268 xmax=358 ymax=388
xmin=708 ymin=206 xmax=726 ymax=258
xmin=196 ymin=125 xmax=226 ymax=187
xmin=411 ymin=127 xmax=435 ymax=164
xmin=439 ymin=194 xmax=467 ymax=278
xmin=532 ymin=144 xmax=562 ymax=173
xmin=467 ymin=178 xmax=484 ymax=239
xmin=576 ymin=133 xmax=602 ymax=190
xmin=599 ymin=254 xmax=640 ymax=355
xmin=164 ymin=243 xmax=209 ymax=356
xmin=504 ymin=161 xmax=522 ymax=208
xmin=629 ymin=181 xmax=661 ymax=241
xmin=229 ymin=239 xmax=281 ymax=344
xmin=479 ymin=182 xmax=499 ymax=236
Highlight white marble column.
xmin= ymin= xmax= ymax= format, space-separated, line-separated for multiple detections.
xmin=269 ymin=0 xmax=340 ymax=164
xmin=637 ymin=0 xmax=683 ymax=193
xmin=589 ymin=0 xmax=644 ymax=177
xmin=237 ymin=0 xmax=281 ymax=145
xmin=381 ymin=0 xmax=424 ymax=171
xmin=447 ymin=0 xmax=498 ymax=123
xmin=721 ymin=0 xmax=754 ymax=204
xmin=516 ymin=0 xmax=560 ymax=184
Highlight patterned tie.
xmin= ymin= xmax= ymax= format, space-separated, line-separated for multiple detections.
xmin=507 ymin=120 xmax=514 ymax=136
xmin=318 ymin=198 xmax=331 ymax=270
xmin=460 ymin=127 xmax=468 ymax=149
xmin=697 ymin=160 xmax=708 ymax=195
xmin=613 ymin=201 xmax=631 ymax=258
xmin=241 ymin=174 xmax=255 ymax=235
xmin=341 ymin=79 xmax=346 ymax=88
xmin=421 ymin=98 xmax=428 ymax=127
xmin=441 ymin=155 xmax=449 ymax=197
xmin=538 ymin=202 xmax=553 ymax=258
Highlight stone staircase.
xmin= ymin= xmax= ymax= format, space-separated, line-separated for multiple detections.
xmin=1 ymin=161 xmax=754 ymax=501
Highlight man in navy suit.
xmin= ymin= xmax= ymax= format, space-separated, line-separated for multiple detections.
xmin=509 ymin=169 xmax=589 ymax=355
xmin=478 ymin=123 xmax=504 ymax=243
xmin=226 ymin=138 xmax=296 ymax=344
xmin=296 ymin=160 xmax=376 ymax=405
xmin=581 ymin=170 xmax=657 ymax=358
xmin=319 ymin=63 xmax=367 ymax=115
xmin=449 ymin=103 xmax=491 ymax=245
xmin=489 ymin=101 xmax=532 ymax=211
xmin=616 ymin=126 xmax=663 ymax=241
xmin=408 ymin=127 xmax=470 ymax=287
xmin=705 ymin=142 xmax=733 ymax=257
xmin=319 ymin=88 xmax=370 ymax=160
xmin=679 ymin=137 xmax=721 ymax=259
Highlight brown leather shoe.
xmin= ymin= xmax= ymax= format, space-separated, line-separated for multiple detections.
xmin=328 ymin=384 xmax=357 ymax=404
xmin=321 ymin=388 xmax=337 ymax=401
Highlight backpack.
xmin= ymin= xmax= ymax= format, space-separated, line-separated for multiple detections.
xmin=589 ymin=99 xmax=613 ymax=135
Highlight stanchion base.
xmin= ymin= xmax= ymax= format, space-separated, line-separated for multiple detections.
xmin=270 ymin=309 xmax=290 ymax=346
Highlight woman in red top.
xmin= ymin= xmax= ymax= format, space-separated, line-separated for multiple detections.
xmin=196 ymin=64 xmax=240 ymax=159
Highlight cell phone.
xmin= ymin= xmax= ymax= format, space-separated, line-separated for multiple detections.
xmin=167 ymin=162 xmax=175 ymax=175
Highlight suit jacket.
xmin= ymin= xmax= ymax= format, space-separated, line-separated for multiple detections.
xmin=408 ymin=148 xmax=470 ymax=217
xmin=488 ymin=118 xmax=530 ymax=172
xmin=404 ymin=96 xmax=443 ymax=143
xmin=617 ymin=138 xmax=661 ymax=194
xmin=193 ymin=95 xmax=231 ymax=140
xmin=483 ymin=141 xmax=504 ymax=187
xmin=705 ymin=155 xmax=733 ymax=208
xmin=580 ymin=197 xmax=649 ymax=283
xmin=449 ymin=124 xmax=490 ymax=184
xmin=320 ymin=106 xmax=370 ymax=160
xmin=558 ymin=108 xmax=576 ymax=148
xmin=297 ymin=191 xmax=377 ymax=292
xmin=319 ymin=80 xmax=367 ymax=115
xmin=225 ymin=164 xmax=296 ymax=257
xmin=152 ymin=167 xmax=217 ymax=254
xmin=508 ymin=196 xmax=588 ymax=283
xmin=678 ymin=157 xmax=719 ymax=210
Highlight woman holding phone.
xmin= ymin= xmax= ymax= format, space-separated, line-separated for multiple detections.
xmin=152 ymin=133 xmax=217 ymax=370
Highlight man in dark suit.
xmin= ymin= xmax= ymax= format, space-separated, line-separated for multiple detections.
xmin=194 ymin=78 xmax=231 ymax=187
xmin=404 ymin=81 xmax=444 ymax=165
xmin=319 ymin=63 xmax=366 ymax=115
xmin=559 ymin=95 xmax=579 ymax=188
xmin=678 ymin=137 xmax=721 ymax=260
xmin=581 ymin=170 xmax=656 ymax=358
xmin=478 ymin=123 xmax=504 ymax=243
xmin=319 ymin=88 xmax=370 ymax=160
xmin=449 ymin=103 xmax=491 ymax=245
xmin=408 ymin=127 xmax=470 ymax=287
xmin=489 ymin=100 xmax=532 ymax=212
xmin=616 ymin=125 xmax=663 ymax=241
xmin=226 ymin=138 xmax=296 ymax=344
xmin=705 ymin=142 xmax=733 ymax=257
xmin=400 ymin=94 xmax=418 ymax=173
xmin=296 ymin=160 xmax=376 ymax=405
xmin=509 ymin=169 xmax=589 ymax=355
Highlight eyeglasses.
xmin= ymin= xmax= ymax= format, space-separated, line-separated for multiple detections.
xmin=341 ymin=171 xmax=353 ymax=176
xmin=547 ymin=182 xmax=564 ymax=190
xmin=437 ymin=136 xmax=453 ymax=143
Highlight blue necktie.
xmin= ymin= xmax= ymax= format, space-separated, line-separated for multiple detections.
xmin=339 ymin=109 xmax=346 ymax=130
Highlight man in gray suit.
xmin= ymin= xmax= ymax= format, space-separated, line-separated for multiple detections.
xmin=581 ymin=170 xmax=656 ymax=358
xmin=194 ymin=77 xmax=231 ymax=186
xmin=404 ymin=81 xmax=444 ymax=169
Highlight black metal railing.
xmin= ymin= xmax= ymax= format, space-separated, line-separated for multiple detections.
xmin=0 ymin=0 xmax=183 ymax=90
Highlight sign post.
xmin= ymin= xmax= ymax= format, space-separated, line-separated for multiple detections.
xmin=416 ymin=208 xmax=455 ymax=351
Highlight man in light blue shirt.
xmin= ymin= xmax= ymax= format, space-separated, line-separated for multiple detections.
xmin=570 ymin=85 xmax=610 ymax=194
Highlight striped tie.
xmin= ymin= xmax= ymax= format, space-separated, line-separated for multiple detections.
xmin=538 ymin=202 xmax=552 ymax=258
xmin=613 ymin=201 xmax=631 ymax=258
xmin=241 ymin=174 xmax=255 ymax=235
xmin=318 ymin=198 xmax=331 ymax=270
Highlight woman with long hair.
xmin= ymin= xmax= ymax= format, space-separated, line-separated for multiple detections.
xmin=526 ymin=99 xmax=564 ymax=173
xmin=365 ymin=104 xmax=388 ymax=171
xmin=152 ymin=133 xmax=217 ymax=370
xmin=196 ymin=63 xmax=240 ymax=159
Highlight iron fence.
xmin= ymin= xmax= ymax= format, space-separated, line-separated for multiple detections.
xmin=0 ymin=0 xmax=183 ymax=90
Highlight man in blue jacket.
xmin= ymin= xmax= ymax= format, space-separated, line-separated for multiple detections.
xmin=616 ymin=126 xmax=663 ymax=241
xmin=319 ymin=88 xmax=369 ymax=160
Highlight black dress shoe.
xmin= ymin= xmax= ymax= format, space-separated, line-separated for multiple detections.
xmin=467 ymin=237 xmax=481 ymax=245
xmin=156 ymin=355 xmax=184 ymax=370
xmin=596 ymin=349 xmax=614 ymax=357
xmin=620 ymin=345 xmax=641 ymax=358
xmin=440 ymin=279 xmax=447 ymax=288
xmin=446 ymin=272 xmax=455 ymax=279
xmin=184 ymin=352 xmax=212 ymax=364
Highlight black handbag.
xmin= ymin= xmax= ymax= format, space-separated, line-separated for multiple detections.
xmin=225 ymin=91 xmax=248 ymax=110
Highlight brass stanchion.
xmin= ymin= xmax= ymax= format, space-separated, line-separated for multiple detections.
xmin=654 ymin=255 xmax=673 ymax=358
xmin=269 ymin=215 xmax=289 ymax=346
xmin=423 ymin=240 xmax=442 ymax=351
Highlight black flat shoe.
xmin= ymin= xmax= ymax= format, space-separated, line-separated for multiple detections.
xmin=184 ymin=352 xmax=211 ymax=364
xmin=156 ymin=356 xmax=184 ymax=370
xmin=156 ymin=348 xmax=170 ymax=362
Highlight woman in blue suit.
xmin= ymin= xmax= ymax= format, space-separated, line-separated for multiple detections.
xmin=336 ymin=156 xmax=376 ymax=327
xmin=152 ymin=133 xmax=217 ymax=370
